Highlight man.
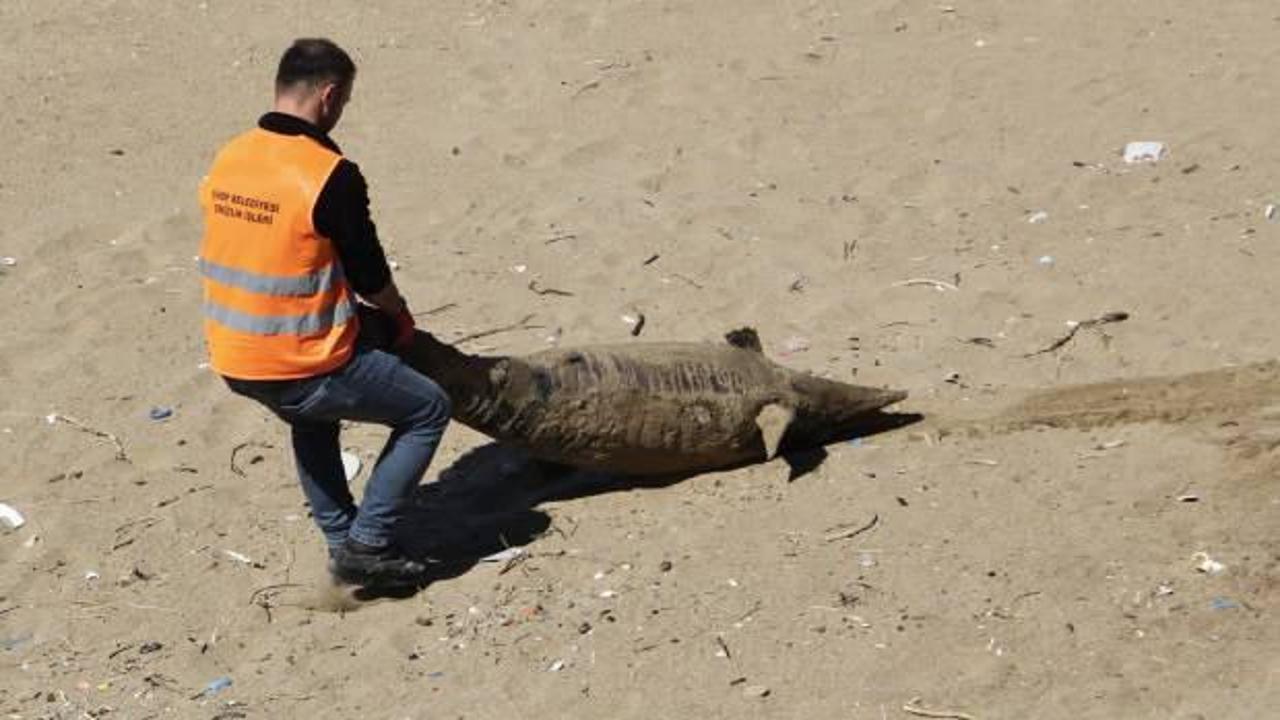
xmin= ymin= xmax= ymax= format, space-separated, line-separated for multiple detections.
xmin=198 ymin=38 xmax=450 ymax=587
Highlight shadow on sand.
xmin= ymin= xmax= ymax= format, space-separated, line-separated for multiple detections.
xmin=352 ymin=409 xmax=922 ymax=601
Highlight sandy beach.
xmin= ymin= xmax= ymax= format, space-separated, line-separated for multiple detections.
xmin=1 ymin=2 xmax=1277 ymax=717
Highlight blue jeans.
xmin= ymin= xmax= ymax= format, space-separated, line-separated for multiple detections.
xmin=226 ymin=348 xmax=452 ymax=550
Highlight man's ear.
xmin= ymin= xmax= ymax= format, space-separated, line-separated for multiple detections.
xmin=317 ymin=82 xmax=337 ymax=108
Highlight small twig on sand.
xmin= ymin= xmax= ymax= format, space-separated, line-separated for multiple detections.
xmin=249 ymin=583 xmax=304 ymax=605
xmin=1023 ymin=311 xmax=1129 ymax=358
xmin=714 ymin=635 xmax=732 ymax=660
xmin=544 ymin=233 xmax=578 ymax=245
xmin=671 ymin=273 xmax=705 ymax=289
xmin=573 ymin=79 xmax=601 ymax=97
xmin=630 ymin=312 xmax=646 ymax=337
xmin=824 ymin=513 xmax=880 ymax=543
xmin=843 ymin=239 xmax=859 ymax=262
xmin=736 ymin=600 xmax=763 ymax=622
xmin=528 ymin=280 xmax=575 ymax=297
xmin=47 ymin=413 xmax=129 ymax=462
xmin=125 ymin=602 xmax=178 ymax=614
xmin=230 ymin=441 xmax=274 ymax=478
xmin=498 ymin=552 xmax=528 ymax=576
xmin=415 ymin=303 xmax=458 ymax=318
xmin=249 ymin=583 xmax=305 ymax=623
xmin=892 ymin=278 xmax=959 ymax=292
xmin=107 ymin=644 xmax=135 ymax=660
xmin=902 ymin=697 xmax=977 ymax=720
xmin=454 ymin=314 xmax=544 ymax=345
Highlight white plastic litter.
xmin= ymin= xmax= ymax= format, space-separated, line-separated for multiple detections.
xmin=0 ymin=257 xmax=16 ymax=267
xmin=1192 ymin=551 xmax=1226 ymax=575
xmin=1123 ymin=141 xmax=1166 ymax=164
xmin=341 ymin=451 xmax=361 ymax=481
xmin=1265 ymin=203 xmax=1277 ymax=221
xmin=1027 ymin=210 xmax=1049 ymax=224
xmin=0 ymin=503 xmax=26 ymax=529
xmin=224 ymin=549 xmax=254 ymax=565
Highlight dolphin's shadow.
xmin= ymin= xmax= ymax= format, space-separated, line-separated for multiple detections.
xmin=781 ymin=409 xmax=923 ymax=480
xmin=379 ymin=410 xmax=922 ymax=597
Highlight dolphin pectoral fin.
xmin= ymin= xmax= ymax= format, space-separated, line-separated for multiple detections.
xmin=755 ymin=403 xmax=795 ymax=459
xmin=725 ymin=327 xmax=763 ymax=353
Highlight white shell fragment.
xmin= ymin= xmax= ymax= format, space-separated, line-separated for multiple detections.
xmin=1123 ymin=141 xmax=1166 ymax=164
xmin=0 ymin=503 xmax=26 ymax=529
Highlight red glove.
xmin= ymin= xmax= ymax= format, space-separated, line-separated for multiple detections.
xmin=392 ymin=306 xmax=416 ymax=350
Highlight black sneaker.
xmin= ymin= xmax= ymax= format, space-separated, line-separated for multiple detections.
xmin=331 ymin=538 xmax=430 ymax=587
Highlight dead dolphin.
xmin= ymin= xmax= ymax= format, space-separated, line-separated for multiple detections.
xmin=385 ymin=319 xmax=906 ymax=475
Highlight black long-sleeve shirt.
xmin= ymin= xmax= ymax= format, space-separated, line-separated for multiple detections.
xmin=257 ymin=112 xmax=392 ymax=297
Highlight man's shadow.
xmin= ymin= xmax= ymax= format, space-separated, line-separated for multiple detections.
xmin=373 ymin=409 xmax=921 ymax=599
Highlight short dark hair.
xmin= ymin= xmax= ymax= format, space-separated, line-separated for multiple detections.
xmin=275 ymin=38 xmax=356 ymax=92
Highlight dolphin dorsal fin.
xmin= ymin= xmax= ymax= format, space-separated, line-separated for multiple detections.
xmin=725 ymin=327 xmax=763 ymax=353
xmin=755 ymin=403 xmax=794 ymax=459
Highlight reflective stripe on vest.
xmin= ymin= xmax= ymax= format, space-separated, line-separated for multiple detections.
xmin=202 ymin=297 xmax=355 ymax=336
xmin=198 ymin=257 xmax=345 ymax=298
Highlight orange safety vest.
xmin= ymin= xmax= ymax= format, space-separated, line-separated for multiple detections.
xmin=198 ymin=128 xmax=358 ymax=380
